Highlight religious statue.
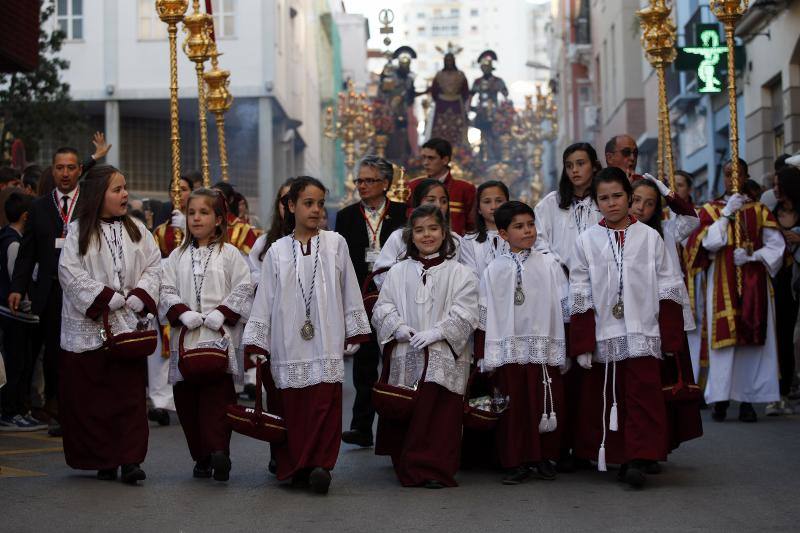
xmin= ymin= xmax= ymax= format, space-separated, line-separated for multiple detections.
xmin=377 ymin=46 xmax=420 ymax=163
xmin=470 ymin=50 xmax=509 ymax=162
xmin=427 ymin=45 xmax=470 ymax=147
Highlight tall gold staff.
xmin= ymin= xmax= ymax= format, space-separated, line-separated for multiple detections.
xmin=637 ymin=0 xmax=677 ymax=188
xmin=203 ymin=2 xmax=233 ymax=183
xmin=711 ymin=0 xmax=749 ymax=293
xmin=183 ymin=0 xmax=213 ymax=186
xmin=155 ymin=0 xmax=188 ymax=212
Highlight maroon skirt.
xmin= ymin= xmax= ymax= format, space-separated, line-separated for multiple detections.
xmin=173 ymin=375 xmax=236 ymax=461
xmin=59 ymin=348 xmax=149 ymax=470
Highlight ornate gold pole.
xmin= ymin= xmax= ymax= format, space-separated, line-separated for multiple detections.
xmin=205 ymin=46 xmax=233 ymax=182
xmin=711 ymin=0 xmax=749 ymax=294
xmin=637 ymin=0 xmax=677 ymax=188
xmin=183 ymin=0 xmax=213 ymax=186
xmin=156 ymin=0 xmax=188 ymax=211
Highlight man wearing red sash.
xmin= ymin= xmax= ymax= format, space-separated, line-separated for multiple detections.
xmin=684 ymin=159 xmax=783 ymax=422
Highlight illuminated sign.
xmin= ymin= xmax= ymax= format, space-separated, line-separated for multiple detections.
xmin=675 ymin=24 xmax=745 ymax=94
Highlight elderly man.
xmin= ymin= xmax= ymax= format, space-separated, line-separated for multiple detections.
xmin=605 ymin=134 xmax=642 ymax=182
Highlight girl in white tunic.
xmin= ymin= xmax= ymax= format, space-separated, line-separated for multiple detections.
xmin=373 ymin=178 xmax=463 ymax=288
xmin=58 ymin=164 xmax=161 ymax=484
xmin=461 ymin=180 xmax=510 ymax=279
xmin=243 ymin=177 xmax=370 ymax=494
xmin=569 ymin=167 xmax=687 ymax=489
xmin=372 ymin=204 xmax=479 ymax=488
xmin=160 ymin=188 xmax=254 ymax=482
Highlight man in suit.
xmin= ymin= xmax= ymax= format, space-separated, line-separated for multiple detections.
xmin=8 ymin=147 xmax=87 ymax=435
xmin=336 ymin=155 xmax=407 ymax=447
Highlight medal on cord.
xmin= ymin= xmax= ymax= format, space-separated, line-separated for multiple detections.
xmin=512 ymin=249 xmax=531 ymax=306
xmin=605 ymin=220 xmax=630 ymax=320
xmin=292 ymin=232 xmax=320 ymax=341
xmin=190 ymin=241 xmax=213 ymax=311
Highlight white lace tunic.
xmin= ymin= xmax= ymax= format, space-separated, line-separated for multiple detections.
xmin=372 ymin=227 xmax=463 ymax=289
xmin=460 ymin=230 xmax=509 ymax=279
xmin=569 ymin=220 xmax=687 ymax=363
xmin=242 ymin=230 xmax=370 ymax=389
xmin=534 ymin=191 xmax=602 ymax=270
xmin=371 ymin=258 xmax=479 ymax=395
xmin=159 ymin=243 xmax=254 ymax=384
xmin=58 ymin=219 xmax=161 ymax=353
xmin=479 ymin=251 xmax=568 ymax=370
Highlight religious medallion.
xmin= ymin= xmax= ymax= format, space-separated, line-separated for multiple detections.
xmin=300 ymin=319 xmax=315 ymax=341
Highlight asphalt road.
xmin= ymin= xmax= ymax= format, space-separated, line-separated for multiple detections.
xmin=2 ymin=357 xmax=799 ymax=532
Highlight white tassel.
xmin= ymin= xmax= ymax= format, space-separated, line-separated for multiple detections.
xmin=597 ymin=446 xmax=607 ymax=472
xmin=539 ymin=413 xmax=549 ymax=433
xmin=609 ymin=403 xmax=619 ymax=432
xmin=547 ymin=412 xmax=557 ymax=432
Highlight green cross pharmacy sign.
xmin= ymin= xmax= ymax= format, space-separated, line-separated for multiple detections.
xmin=675 ymin=23 xmax=745 ymax=94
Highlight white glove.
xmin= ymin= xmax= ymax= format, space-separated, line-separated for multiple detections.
xmin=643 ymin=173 xmax=671 ymax=197
xmin=394 ymin=324 xmax=416 ymax=343
xmin=179 ymin=310 xmax=204 ymax=330
xmin=170 ymin=209 xmax=186 ymax=229
xmin=721 ymin=193 xmax=746 ymax=217
xmin=410 ymin=327 xmax=444 ymax=350
xmin=577 ymin=353 xmax=593 ymax=370
xmin=733 ymin=248 xmax=757 ymax=266
xmin=344 ymin=343 xmax=360 ymax=356
xmin=125 ymin=294 xmax=144 ymax=313
xmin=560 ymin=357 xmax=573 ymax=375
xmin=109 ymin=292 xmax=126 ymax=311
xmin=203 ymin=309 xmax=225 ymax=331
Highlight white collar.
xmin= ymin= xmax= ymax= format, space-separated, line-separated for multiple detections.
xmin=56 ymin=186 xmax=78 ymax=201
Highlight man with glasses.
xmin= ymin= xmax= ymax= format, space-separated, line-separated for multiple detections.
xmin=605 ymin=134 xmax=643 ymax=182
xmin=336 ymin=156 xmax=407 ymax=447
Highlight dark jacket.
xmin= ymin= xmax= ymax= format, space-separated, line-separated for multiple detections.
xmin=335 ymin=200 xmax=407 ymax=287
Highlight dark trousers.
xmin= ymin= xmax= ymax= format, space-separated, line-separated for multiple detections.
xmin=40 ymin=284 xmax=63 ymax=410
xmin=773 ymin=268 xmax=798 ymax=396
xmin=174 ymin=376 xmax=236 ymax=462
xmin=349 ymin=333 xmax=381 ymax=435
xmin=0 ymin=317 xmax=36 ymax=416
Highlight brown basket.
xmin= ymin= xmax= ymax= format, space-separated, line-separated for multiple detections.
xmin=662 ymin=351 xmax=702 ymax=403
xmin=226 ymin=354 xmax=287 ymax=443
xmin=101 ymin=308 xmax=157 ymax=360
xmin=177 ymin=326 xmax=229 ymax=383
xmin=462 ymin=368 xmax=502 ymax=431
xmin=372 ymin=341 xmax=429 ymax=422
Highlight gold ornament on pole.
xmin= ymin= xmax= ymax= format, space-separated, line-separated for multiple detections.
xmin=204 ymin=45 xmax=234 ymax=183
xmin=512 ymin=87 xmax=558 ymax=205
xmin=324 ymin=79 xmax=375 ymax=205
xmin=182 ymin=0 xmax=213 ymax=186
xmin=710 ymin=0 xmax=750 ymax=293
xmin=155 ymin=0 xmax=188 ymax=214
xmin=387 ymin=164 xmax=409 ymax=203
xmin=637 ymin=0 xmax=677 ymax=189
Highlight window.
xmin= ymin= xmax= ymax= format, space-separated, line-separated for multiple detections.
xmin=211 ymin=0 xmax=236 ymax=38
xmin=57 ymin=0 xmax=83 ymax=40
xmin=470 ymin=9 xmax=479 ymax=16
xmin=417 ymin=12 xmax=426 ymax=19
xmin=138 ymin=0 xmax=167 ymax=40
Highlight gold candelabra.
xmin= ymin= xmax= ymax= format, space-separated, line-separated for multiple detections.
xmin=637 ymin=0 xmax=677 ymax=189
xmin=324 ymin=79 xmax=375 ymax=205
xmin=182 ymin=0 xmax=213 ymax=187
xmin=155 ymin=0 xmax=188 ymax=212
xmin=204 ymin=45 xmax=233 ymax=183
xmin=512 ymin=87 xmax=558 ymax=204
xmin=711 ymin=0 xmax=749 ymax=294
xmin=387 ymin=164 xmax=409 ymax=203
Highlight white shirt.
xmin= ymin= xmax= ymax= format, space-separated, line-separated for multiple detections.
xmin=55 ymin=186 xmax=79 ymax=226
xmin=534 ymin=191 xmax=602 ymax=270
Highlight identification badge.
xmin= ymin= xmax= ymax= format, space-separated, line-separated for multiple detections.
xmin=55 ymin=238 xmax=66 ymax=249
xmin=365 ymin=249 xmax=380 ymax=265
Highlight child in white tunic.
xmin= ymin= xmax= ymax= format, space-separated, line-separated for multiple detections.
xmin=372 ymin=204 xmax=479 ymax=488
xmin=461 ymin=180 xmax=510 ymax=279
xmin=243 ymin=177 xmax=370 ymax=494
xmin=58 ymin=165 xmax=161 ymax=484
xmin=160 ymin=188 xmax=254 ymax=482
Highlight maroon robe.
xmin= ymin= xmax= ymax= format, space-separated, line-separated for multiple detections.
xmin=173 ymin=376 xmax=236 ymax=461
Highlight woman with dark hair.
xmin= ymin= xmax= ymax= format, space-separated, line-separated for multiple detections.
xmin=534 ymin=142 xmax=603 ymax=270
xmin=461 ymin=180 xmax=510 ymax=277
xmin=58 ymin=164 xmax=161 ymax=484
xmin=766 ymin=165 xmax=800 ymax=415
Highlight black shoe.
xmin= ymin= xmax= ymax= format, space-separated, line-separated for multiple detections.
xmin=148 ymin=408 xmax=170 ymax=427
xmin=738 ymin=402 xmax=757 ymax=423
xmin=268 ymin=458 xmax=278 ymax=475
xmin=573 ymin=457 xmax=593 ymax=470
xmin=211 ymin=451 xmax=231 ymax=481
xmin=341 ymin=429 xmax=373 ymax=447
xmin=309 ymin=467 xmax=332 ymax=494
xmin=193 ymin=457 xmax=213 ymax=478
xmin=120 ymin=463 xmax=146 ymax=485
xmin=243 ymin=384 xmax=257 ymax=401
xmin=644 ymin=461 xmax=662 ymax=475
xmin=47 ymin=422 xmax=62 ymax=437
xmin=623 ymin=462 xmax=646 ymax=488
xmin=97 ymin=468 xmax=117 ymax=481
xmin=502 ymin=466 xmax=531 ymax=485
xmin=712 ymin=401 xmax=729 ymax=422
xmin=531 ymin=460 xmax=557 ymax=481
xmin=555 ymin=454 xmax=576 ymax=474
xmin=291 ymin=468 xmax=311 ymax=488
xmin=424 ymin=479 xmax=445 ymax=489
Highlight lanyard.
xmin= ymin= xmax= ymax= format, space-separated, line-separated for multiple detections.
xmin=359 ymin=202 xmax=389 ymax=248
xmin=52 ymin=189 xmax=79 ymax=238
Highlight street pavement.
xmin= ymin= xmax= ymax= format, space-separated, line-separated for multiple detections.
xmin=2 ymin=356 xmax=799 ymax=532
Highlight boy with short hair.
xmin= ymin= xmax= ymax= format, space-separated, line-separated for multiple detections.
xmin=478 ymin=201 xmax=569 ymax=484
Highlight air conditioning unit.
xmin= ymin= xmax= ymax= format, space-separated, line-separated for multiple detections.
xmin=584 ymin=105 xmax=599 ymax=130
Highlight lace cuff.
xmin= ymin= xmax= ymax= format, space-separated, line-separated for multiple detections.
xmin=345 ymin=309 xmax=371 ymax=339
xmin=373 ymin=310 xmax=402 ymax=344
xmin=65 ymin=275 xmax=105 ymax=316
xmin=569 ymin=289 xmax=593 ymax=315
xmin=478 ymin=304 xmax=487 ymax=329
xmin=242 ymin=318 xmax=270 ymax=350
xmin=222 ymin=282 xmax=255 ymax=317
xmin=439 ymin=315 xmax=475 ymax=349
xmin=560 ymin=297 xmax=570 ymax=323
xmin=658 ymin=284 xmax=687 ymax=306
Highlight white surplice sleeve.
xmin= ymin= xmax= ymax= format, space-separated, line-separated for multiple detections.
xmin=337 ymin=236 xmax=371 ymax=341
xmin=372 ymin=229 xmax=404 ymax=289
xmin=534 ymin=198 xmax=556 ymax=259
xmin=459 ymin=236 xmax=479 ymax=275
xmin=478 ymin=270 xmax=489 ymax=330
xmin=132 ymin=226 xmax=162 ymax=309
xmin=58 ymin=223 xmax=106 ymax=316
xmin=242 ymin=246 xmax=277 ymax=352
xmin=655 ymin=231 xmax=688 ymax=305
xmin=701 ymin=217 xmax=730 ymax=253
xmin=672 ymin=214 xmax=701 ymax=243
xmin=568 ymin=236 xmax=593 ymax=316
xmin=754 ymin=227 xmax=786 ymax=278
xmin=219 ymin=246 xmax=255 ymax=322
xmin=248 ymin=234 xmax=267 ymax=285
xmin=371 ymin=267 xmax=405 ymax=344
xmin=158 ymin=249 xmax=185 ymax=322
xmin=435 ymin=266 xmax=479 ymax=355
